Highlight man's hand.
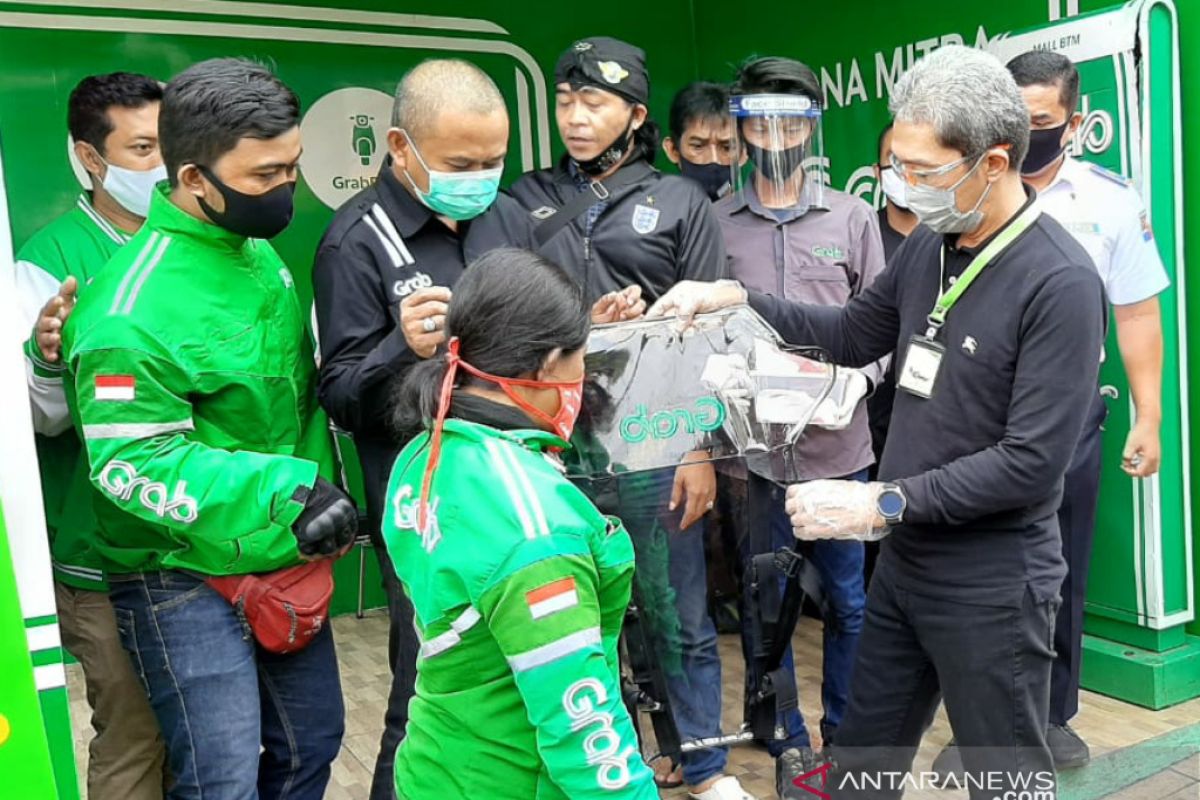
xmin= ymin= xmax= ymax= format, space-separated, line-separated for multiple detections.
xmin=1122 ymin=417 xmax=1161 ymax=477
xmin=400 ymin=286 xmax=452 ymax=359
xmin=670 ymin=451 xmax=716 ymax=530
xmin=292 ymin=477 xmax=359 ymax=561
xmin=646 ymin=280 xmax=747 ymax=324
xmin=591 ymin=285 xmax=645 ymax=325
xmin=786 ymin=480 xmax=887 ymax=541
xmin=34 ymin=277 xmax=78 ymax=364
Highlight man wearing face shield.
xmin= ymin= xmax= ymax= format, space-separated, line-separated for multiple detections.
xmin=717 ymin=56 xmax=885 ymax=780
xmin=13 ymin=71 xmax=168 ymax=800
xmin=509 ymin=36 xmax=744 ymax=800
xmin=63 ymin=58 xmax=354 ymax=799
xmin=650 ymin=46 xmax=1107 ymax=798
xmin=312 ymin=59 xmax=525 ymax=799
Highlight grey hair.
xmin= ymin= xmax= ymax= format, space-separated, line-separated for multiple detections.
xmin=392 ymin=59 xmax=506 ymax=135
xmin=889 ymin=45 xmax=1029 ymax=171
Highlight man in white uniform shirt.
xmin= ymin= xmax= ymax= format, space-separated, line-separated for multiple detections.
xmin=1009 ymin=50 xmax=1168 ymax=767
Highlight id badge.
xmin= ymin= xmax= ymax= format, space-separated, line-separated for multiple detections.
xmin=897 ymin=335 xmax=945 ymax=399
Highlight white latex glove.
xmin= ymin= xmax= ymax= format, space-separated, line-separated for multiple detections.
xmin=646 ymin=280 xmax=747 ymax=324
xmin=817 ymin=369 xmax=870 ymax=430
xmin=785 ymin=480 xmax=889 ymax=541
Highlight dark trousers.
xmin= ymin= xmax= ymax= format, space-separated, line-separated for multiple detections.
xmin=829 ymin=564 xmax=1059 ymax=799
xmin=368 ymin=521 xmax=421 ymax=800
xmin=1050 ymin=392 xmax=1106 ymax=726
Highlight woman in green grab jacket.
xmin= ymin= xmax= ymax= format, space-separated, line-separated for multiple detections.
xmin=382 ymin=248 xmax=657 ymax=799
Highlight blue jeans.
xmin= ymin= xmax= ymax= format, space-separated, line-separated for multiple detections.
xmin=110 ymin=571 xmax=345 ymax=800
xmin=743 ymin=472 xmax=867 ymax=754
xmin=613 ymin=468 xmax=726 ymax=787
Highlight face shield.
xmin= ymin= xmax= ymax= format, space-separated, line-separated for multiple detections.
xmin=730 ymin=93 xmax=826 ymax=212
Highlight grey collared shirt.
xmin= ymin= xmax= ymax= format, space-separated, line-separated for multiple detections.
xmin=718 ymin=184 xmax=888 ymax=482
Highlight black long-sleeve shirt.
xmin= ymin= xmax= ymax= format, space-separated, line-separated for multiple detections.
xmin=750 ymin=192 xmax=1106 ymax=604
xmin=312 ymin=164 xmax=517 ymax=524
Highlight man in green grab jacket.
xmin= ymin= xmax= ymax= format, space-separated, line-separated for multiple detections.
xmin=63 ymin=58 xmax=356 ymax=800
xmin=15 ymin=71 xmax=168 ymax=800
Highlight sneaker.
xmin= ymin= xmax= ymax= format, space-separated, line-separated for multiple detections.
xmin=1047 ymin=724 xmax=1091 ymax=769
xmin=930 ymin=739 xmax=965 ymax=787
xmin=688 ymin=775 xmax=759 ymax=800
xmin=777 ymin=747 xmax=828 ymax=799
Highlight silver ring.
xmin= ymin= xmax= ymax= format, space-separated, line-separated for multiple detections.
xmin=422 ymin=317 xmax=437 ymax=333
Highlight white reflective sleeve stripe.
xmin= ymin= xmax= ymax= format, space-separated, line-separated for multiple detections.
xmin=417 ymin=606 xmax=482 ymax=659
xmin=495 ymin=441 xmax=550 ymax=537
xmin=34 ymin=663 xmax=66 ymax=691
xmin=12 ymin=259 xmax=63 ymax=337
xmin=83 ymin=419 xmax=195 ymax=440
xmin=26 ymin=360 xmax=72 ymax=436
xmin=507 ymin=627 xmax=602 ymax=673
xmin=363 ymin=213 xmax=401 ymax=267
xmin=110 ymin=231 xmax=161 ymax=314
xmin=371 ymin=203 xmax=414 ymax=265
xmin=120 ymin=235 xmax=172 ymax=315
xmin=484 ymin=438 xmax=538 ymax=540
xmin=53 ymin=562 xmax=105 ymax=581
xmin=26 ymin=624 xmax=61 ymax=652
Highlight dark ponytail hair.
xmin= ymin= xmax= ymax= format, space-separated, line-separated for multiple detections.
xmin=633 ymin=116 xmax=660 ymax=166
xmin=391 ymin=248 xmax=591 ymax=440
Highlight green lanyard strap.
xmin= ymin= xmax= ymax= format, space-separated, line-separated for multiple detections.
xmin=926 ymin=200 xmax=1043 ymax=337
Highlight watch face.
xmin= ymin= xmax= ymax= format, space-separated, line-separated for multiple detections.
xmin=878 ymin=490 xmax=905 ymax=519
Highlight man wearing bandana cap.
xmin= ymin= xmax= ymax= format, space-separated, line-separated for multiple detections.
xmin=508 ymin=35 xmax=749 ymax=800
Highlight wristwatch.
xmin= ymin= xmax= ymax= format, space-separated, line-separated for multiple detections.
xmin=875 ymin=483 xmax=906 ymax=526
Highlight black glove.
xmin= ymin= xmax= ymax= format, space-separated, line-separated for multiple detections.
xmin=291 ymin=477 xmax=358 ymax=557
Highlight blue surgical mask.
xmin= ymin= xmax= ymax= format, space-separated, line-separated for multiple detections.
xmin=401 ymin=131 xmax=502 ymax=221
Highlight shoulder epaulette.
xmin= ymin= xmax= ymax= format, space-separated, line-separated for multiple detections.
xmin=1087 ymin=162 xmax=1134 ymax=188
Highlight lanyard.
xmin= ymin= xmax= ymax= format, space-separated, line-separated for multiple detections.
xmin=925 ymin=201 xmax=1043 ymax=338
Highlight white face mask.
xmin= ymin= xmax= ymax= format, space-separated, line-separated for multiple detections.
xmin=905 ymin=153 xmax=991 ymax=234
xmin=101 ymin=160 xmax=167 ymax=218
xmin=879 ymin=166 xmax=909 ymax=210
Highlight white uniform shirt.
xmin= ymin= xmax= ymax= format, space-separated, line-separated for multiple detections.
xmin=1038 ymin=156 xmax=1170 ymax=306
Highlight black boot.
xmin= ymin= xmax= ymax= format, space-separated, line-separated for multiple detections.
xmin=1047 ymin=724 xmax=1091 ymax=769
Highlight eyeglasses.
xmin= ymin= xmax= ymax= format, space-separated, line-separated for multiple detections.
xmin=888 ymin=152 xmax=974 ymax=186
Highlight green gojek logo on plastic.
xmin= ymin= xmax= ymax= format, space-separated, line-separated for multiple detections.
xmin=619 ymin=398 xmax=727 ymax=443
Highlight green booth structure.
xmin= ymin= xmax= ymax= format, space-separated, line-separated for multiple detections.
xmin=0 ymin=0 xmax=1197 ymax=795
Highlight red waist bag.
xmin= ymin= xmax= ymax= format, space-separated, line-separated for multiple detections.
xmin=206 ymin=560 xmax=334 ymax=654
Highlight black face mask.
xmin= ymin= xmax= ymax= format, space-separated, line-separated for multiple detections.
xmin=1022 ymin=121 xmax=1070 ymax=176
xmin=574 ymin=115 xmax=636 ymax=176
xmin=744 ymin=141 xmax=806 ymax=182
xmin=678 ymin=156 xmax=730 ymax=200
xmin=196 ymin=165 xmax=296 ymax=239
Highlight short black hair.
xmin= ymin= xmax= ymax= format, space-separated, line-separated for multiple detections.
xmin=877 ymin=121 xmax=894 ymax=163
xmin=159 ymin=58 xmax=300 ymax=186
xmin=1006 ymin=51 xmax=1081 ymax=115
xmin=668 ymin=81 xmax=729 ymax=142
xmin=733 ymin=56 xmax=821 ymax=104
xmin=67 ymin=72 xmax=163 ymax=156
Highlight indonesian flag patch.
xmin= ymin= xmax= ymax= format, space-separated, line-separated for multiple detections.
xmin=526 ymin=577 xmax=579 ymax=620
xmin=94 ymin=375 xmax=135 ymax=401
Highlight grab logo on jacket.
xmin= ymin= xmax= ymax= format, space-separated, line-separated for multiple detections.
xmin=393 ymin=271 xmax=433 ymax=298
xmin=99 ymin=460 xmax=198 ymax=524
xmin=562 ymin=678 xmax=635 ymax=790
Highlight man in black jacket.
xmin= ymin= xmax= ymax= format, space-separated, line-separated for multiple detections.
xmin=311 ymin=58 xmax=520 ymax=800
xmin=651 ymin=45 xmax=1106 ymax=799
xmin=508 ymin=36 xmax=749 ymax=800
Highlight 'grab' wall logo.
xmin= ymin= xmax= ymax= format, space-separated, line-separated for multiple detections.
xmin=299 ymin=87 xmax=394 ymax=209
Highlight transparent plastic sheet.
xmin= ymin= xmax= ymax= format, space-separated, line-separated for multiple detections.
xmin=565 ymin=305 xmax=840 ymax=477
xmin=729 ymin=93 xmax=826 ymax=214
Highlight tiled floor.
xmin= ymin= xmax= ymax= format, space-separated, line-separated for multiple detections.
xmin=68 ymin=609 xmax=1200 ymax=799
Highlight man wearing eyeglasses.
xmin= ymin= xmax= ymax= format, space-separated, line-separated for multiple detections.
xmin=649 ymin=46 xmax=1106 ymax=798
